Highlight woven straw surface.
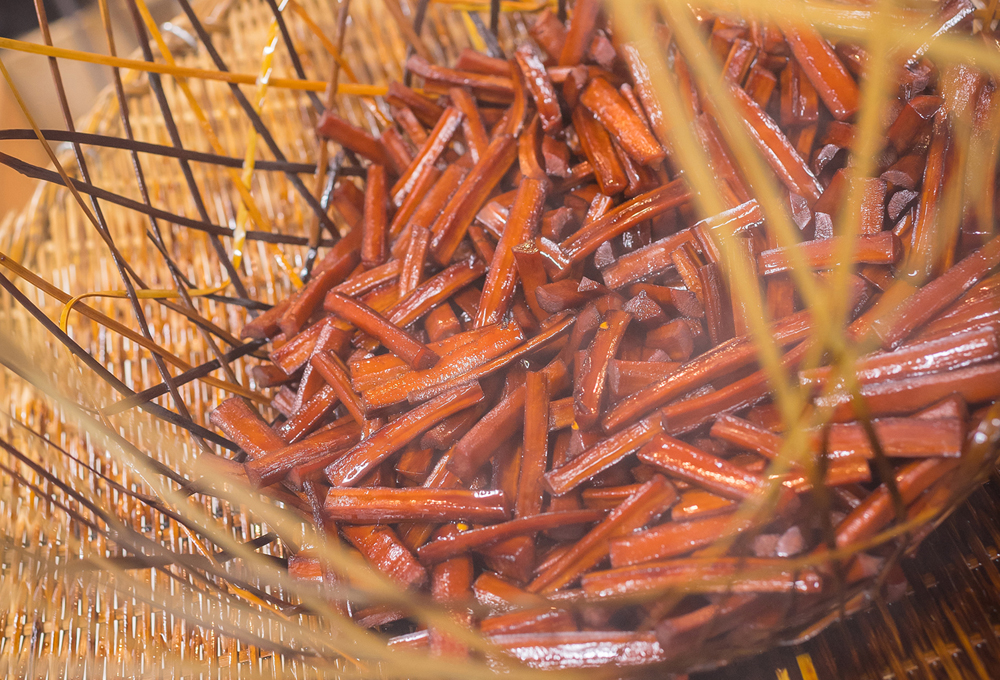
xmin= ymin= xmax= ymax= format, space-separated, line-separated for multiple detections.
xmin=1 ymin=0 xmax=999 ymax=678
xmin=0 ymin=0 xmax=503 ymax=675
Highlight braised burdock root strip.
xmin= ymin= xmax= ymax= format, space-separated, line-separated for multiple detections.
xmin=212 ymin=0 xmax=1000 ymax=671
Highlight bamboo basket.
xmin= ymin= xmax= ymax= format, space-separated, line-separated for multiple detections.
xmin=1 ymin=0 xmax=999 ymax=677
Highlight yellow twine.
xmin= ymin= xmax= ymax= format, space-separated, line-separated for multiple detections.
xmin=59 ymin=281 xmax=231 ymax=334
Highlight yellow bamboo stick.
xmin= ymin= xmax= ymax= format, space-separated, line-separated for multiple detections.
xmin=0 ymin=35 xmax=385 ymax=95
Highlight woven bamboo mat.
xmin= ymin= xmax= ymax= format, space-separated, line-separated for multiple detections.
xmin=0 ymin=0 xmax=998 ymax=677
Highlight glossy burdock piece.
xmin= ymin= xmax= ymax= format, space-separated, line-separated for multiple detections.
xmin=874 ymin=235 xmax=1000 ymax=349
xmin=560 ymin=180 xmax=692 ymax=267
xmin=728 ymin=83 xmax=823 ymax=204
xmin=529 ymin=475 xmax=677 ymax=593
xmin=493 ymin=631 xmax=664 ymax=670
xmin=324 ymin=487 xmax=510 ymax=523
xmin=515 ymin=44 xmax=563 ymax=133
xmin=476 ymin=178 xmax=548 ymax=327
xmin=574 ymin=310 xmax=631 ymax=429
xmin=543 ymin=417 xmax=663 ymax=496
xmin=571 ymin=107 xmax=627 ymax=196
xmin=580 ymin=77 xmax=665 ymax=166
xmin=638 ymin=434 xmax=764 ymax=501
xmin=326 ymin=382 xmax=485 ymax=486
xmin=210 ymin=397 xmax=285 ymax=460
xmin=429 ymin=135 xmax=518 ymax=264
xmin=361 ymin=164 xmax=388 ymax=267
xmin=246 ymin=420 xmax=361 ymax=487
xmin=581 ymin=557 xmax=823 ymax=597
xmin=518 ymin=370 xmax=551 ymax=519
xmin=758 ymin=232 xmax=902 ymax=276
xmin=781 ymin=23 xmax=860 ymax=121
xmin=341 ymin=524 xmax=427 ymax=588
xmin=390 ymin=106 xmax=464 ymax=206
xmin=609 ymin=513 xmax=755 ymax=567
xmin=325 ymin=292 xmax=439 ymax=371
xmin=316 ymin=111 xmax=392 ymax=166
xmin=416 ymin=510 xmax=605 ymax=565
xmin=603 ymin=311 xmax=813 ymax=432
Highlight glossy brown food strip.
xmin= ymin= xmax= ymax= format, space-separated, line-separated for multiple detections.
xmin=448 ymin=359 xmax=568 ymax=482
xmin=325 ymin=292 xmax=439 ymax=371
xmin=513 ymin=241 xmax=551 ymax=321
xmin=325 ymin=487 xmax=509 ymax=523
xmin=276 ymin=384 xmax=339 ymax=443
xmin=817 ymin=362 xmax=1000 ymax=421
xmin=571 ymin=106 xmax=627 ymax=196
xmin=582 ymin=557 xmax=823 ymax=598
xmin=425 ymin=303 xmax=462 ymax=343
xmin=387 ymin=82 xmax=444 ymax=127
xmin=389 ymin=167 xmax=458 ymax=254
xmin=491 ymin=631 xmax=664 ymax=670
xmin=608 ymin=360 xmax=680 ymax=398
xmin=638 ymin=434 xmax=764 ymax=501
xmin=620 ymin=44 xmax=673 ymax=155
xmin=610 ymin=513 xmax=754 ymax=567
xmin=388 ymin=257 xmax=486 ymax=328
xmin=396 ymin=446 xmax=436 ymax=483
xmin=728 ymin=82 xmax=824 ymax=204
xmin=279 ymin=228 xmax=363 ymax=337
xmin=515 ymin=44 xmax=563 ymax=133
xmin=250 ymin=364 xmax=291 ymax=388
xmin=575 ymin=310 xmax=631 ymax=429
xmin=380 ymin=128 xmax=412 ymax=176
xmin=600 ymin=228 xmax=698 ymax=289
xmin=694 ymin=114 xmax=751 ymax=206
xmin=835 ymin=457 xmax=959 ymax=548
xmin=558 ymin=0 xmax=601 ymax=66
xmin=363 ymin=323 xmax=525 ymax=410
xmin=874 ymin=235 xmax=1000 ymax=349
xmin=333 ymin=261 xmax=402 ymax=299
xmin=341 ymin=524 xmax=427 ymax=588
xmin=391 ymin=106 xmax=464 ymax=206
xmin=246 ymin=420 xmax=360 ymax=487
xmin=661 ymin=341 xmax=810 ymax=436
xmin=480 ymin=607 xmax=577 ymax=637
xmin=429 ymin=135 xmax=518 ymax=264
xmin=698 ymin=263 xmax=730 ymax=345
xmin=429 ymin=526 xmax=475 ymax=658
xmin=408 ymin=313 xmax=575 ymax=404
xmin=449 ymin=87 xmax=489 ymax=162
xmin=327 ymin=382 xmax=485 ymax=486
xmin=473 ymin=571 xmax=543 ymax=612
xmin=455 ymin=48 xmax=512 ymax=77
xmin=310 ymin=350 xmax=366 ymax=427
xmin=241 ymin=298 xmax=290 ymax=340
xmin=758 ymin=232 xmax=902 ymax=276
xmin=210 ymin=398 xmax=285 ymax=460
xmin=417 ymin=510 xmax=605 ymax=565
xmin=580 ymin=77 xmax=665 ymax=166
xmin=399 ymin=225 xmax=430 ymax=298
xmin=528 ymin=475 xmax=677 ymax=593
xmin=518 ymin=370 xmax=551 ymax=519
xmin=361 ymin=164 xmax=389 ymax=267
xmin=407 ymin=55 xmax=515 ymax=98
xmin=316 ymin=111 xmax=392 ymax=166
xmin=543 ymin=417 xmax=663 ymax=496
xmin=887 ymin=95 xmax=941 ymax=154
xmin=671 ymin=489 xmax=738 ymax=521
xmin=476 ymin=178 xmax=548 ymax=327
xmin=781 ymin=23 xmax=860 ymax=121
xmin=604 ymin=311 xmax=813 ymax=432
xmin=561 ymin=180 xmax=692 ymax=266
